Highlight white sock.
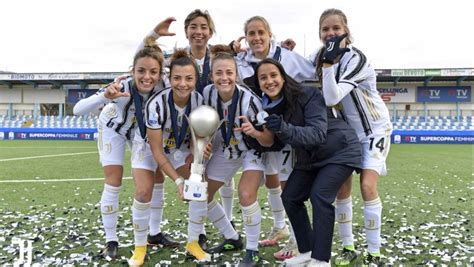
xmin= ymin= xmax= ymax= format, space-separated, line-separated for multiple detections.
xmin=100 ymin=184 xmax=121 ymax=242
xmin=149 ymin=183 xmax=164 ymax=236
xmin=188 ymin=200 xmax=207 ymax=242
xmin=364 ymin=197 xmax=382 ymax=254
xmin=132 ymin=199 xmax=151 ymax=246
xmin=336 ymin=196 xmax=354 ymax=247
xmin=241 ymin=201 xmax=261 ymax=251
xmin=208 ymin=200 xmax=238 ymax=240
xmin=267 ymin=186 xmax=286 ymax=229
xmin=219 ymin=178 xmax=235 ymax=221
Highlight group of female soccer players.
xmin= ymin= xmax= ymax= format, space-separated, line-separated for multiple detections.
xmin=74 ymin=8 xmax=391 ymax=267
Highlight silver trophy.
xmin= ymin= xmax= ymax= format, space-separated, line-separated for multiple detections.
xmin=184 ymin=105 xmax=223 ymax=201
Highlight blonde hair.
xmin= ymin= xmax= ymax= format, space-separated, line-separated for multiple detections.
xmin=243 ymin=16 xmax=273 ymax=38
xmin=318 ymin=8 xmax=352 ymax=44
xmin=210 ymin=44 xmax=237 ymax=73
xmin=184 ymin=9 xmax=216 ymax=35
xmin=315 ymin=9 xmax=353 ymax=82
xmin=133 ymin=37 xmax=164 ymax=72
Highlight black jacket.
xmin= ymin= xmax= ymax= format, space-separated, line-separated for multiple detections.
xmin=276 ymin=86 xmax=362 ymax=171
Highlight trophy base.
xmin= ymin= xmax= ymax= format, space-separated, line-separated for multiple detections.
xmin=184 ymin=179 xmax=208 ymax=201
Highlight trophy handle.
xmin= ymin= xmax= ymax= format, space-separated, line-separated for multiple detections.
xmin=209 ymin=119 xmax=226 ymax=144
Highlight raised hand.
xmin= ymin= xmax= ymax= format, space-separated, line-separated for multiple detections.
xmin=322 ymin=33 xmax=350 ymax=64
xmin=280 ymin=38 xmax=296 ymax=51
xmin=230 ymin=36 xmax=247 ymax=53
xmin=104 ymin=81 xmax=130 ymax=100
xmin=235 ymin=115 xmax=258 ymax=138
xmin=153 ymin=17 xmax=177 ymax=37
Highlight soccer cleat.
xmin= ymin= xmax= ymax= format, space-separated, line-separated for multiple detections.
xmin=127 ymin=246 xmax=146 ymax=266
xmin=185 ymin=240 xmax=211 ymax=262
xmin=259 ymin=225 xmax=290 ymax=247
xmin=198 ymin=233 xmax=208 ymax=250
xmin=101 ymin=241 xmax=118 ymax=259
xmin=147 ymin=232 xmax=180 ymax=248
xmin=335 ymin=248 xmax=359 ymax=266
xmin=207 ymin=235 xmax=243 ymax=254
xmin=362 ymin=252 xmax=382 ymax=267
xmin=283 ymin=251 xmax=311 ymax=266
xmin=238 ymin=249 xmax=261 ymax=267
xmin=273 ymin=239 xmax=299 ymax=260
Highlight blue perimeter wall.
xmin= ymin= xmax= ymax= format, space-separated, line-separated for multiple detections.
xmin=0 ymin=128 xmax=473 ymax=144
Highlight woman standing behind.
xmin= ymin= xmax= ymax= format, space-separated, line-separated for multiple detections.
xmin=201 ymin=46 xmax=273 ymax=266
xmin=315 ymin=9 xmax=392 ymax=266
xmin=231 ymin=16 xmax=316 ymax=259
xmin=140 ymin=11 xmax=237 ymax=227
xmin=251 ymin=58 xmax=361 ymax=266
xmin=138 ymin=10 xmax=215 ymax=94
xmin=73 ymin=38 xmax=177 ymax=261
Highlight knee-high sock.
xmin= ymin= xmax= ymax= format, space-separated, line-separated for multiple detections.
xmin=241 ymin=201 xmax=261 ymax=251
xmin=267 ymin=186 xmax=286 ymax=229
xmin=208 ymin=200 xmax=238 ymax=240
xmin=101 ymin=184 xmax=121 ymax=242
xmin=132 ymin=199 xmax=151 ymax=246
xmin=149 ymin=183 xmax=164 ymax=236
xmin=188 ymin=200 xmax=207 ymax=242
xmin=364 ymin=197 xmax=382 ymax=254
xmin=336 ymin=196 xmax=354 ymax=247
xmin=219 ymin=178 xmax=235 ymax=221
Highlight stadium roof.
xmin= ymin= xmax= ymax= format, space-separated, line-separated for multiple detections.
xmin=0 ymin=68 xmax=473 ymax=88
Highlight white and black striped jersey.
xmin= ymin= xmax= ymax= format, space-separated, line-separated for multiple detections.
xmin=145 ymin=88 xmax=204 ymax=154
xmin=74 ymin=76 xmax=167 ymax=139
xmin=202 ymin=84 xmax=263 ymax=159
xmin=236 ymin=40 xmax=315 ymax=95
xmin=321 ymin=45 xmax=392 ymax=140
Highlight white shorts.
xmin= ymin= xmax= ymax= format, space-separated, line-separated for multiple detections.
xmin=206 ymin=149 xmax=265 ymax=183
xmin=165 ymin=149 xmax=191 ymax=169
xmin=97 ymin=124 xmax=130 ymax=166
xmin=360 ymin=132 xmax=391 ymax=176
xmin=131 ymin=139 xmax=157 ymax=171
xmin=264 ymin=144 xmax=294 ymax=182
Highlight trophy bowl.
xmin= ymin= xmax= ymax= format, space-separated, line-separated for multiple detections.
xmin=188 ymin=105 xmax=220 ymax=138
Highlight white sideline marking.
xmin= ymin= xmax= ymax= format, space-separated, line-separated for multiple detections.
xmin=0 ymin=176 xmax=133 ymax=183
xmin=0 ymin=151 xmax=97 ymax=162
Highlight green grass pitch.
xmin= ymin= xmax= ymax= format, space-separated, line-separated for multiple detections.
xmin=0 ymin=140 xmax=472 ymax=265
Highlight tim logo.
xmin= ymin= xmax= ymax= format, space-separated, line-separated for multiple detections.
xmin=423 ymin=89 xmax=440 ymax=98
xmin=449 ymin=89 xmax=469 ymax=99
xmin=326 ymin=41 xmax=335 ymax=51
xmin=12 ymin=238 xmax=33 ymax=266
xmin=404 ymin=136 xmax=417 ymax=143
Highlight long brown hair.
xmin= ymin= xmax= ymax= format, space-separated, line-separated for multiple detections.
xmin=315 ymin=8 xmax=353 ymax=82
xmin=254 ymin=58 xmax=302 ymax=113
